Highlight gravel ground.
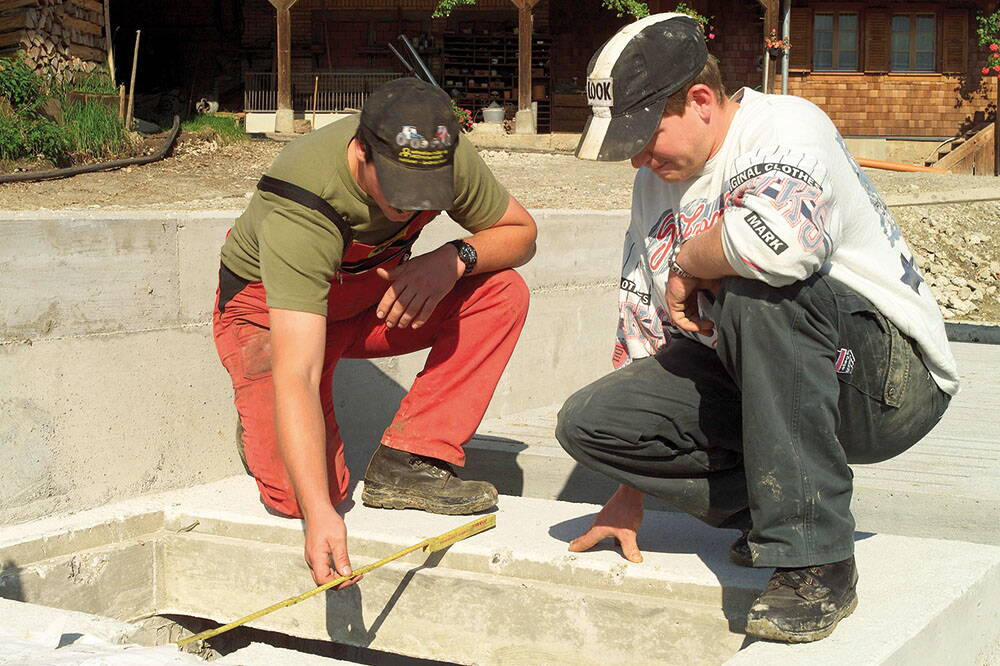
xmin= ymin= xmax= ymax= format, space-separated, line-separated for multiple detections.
xmin=1 ymin=137 xmax=997 ymax=321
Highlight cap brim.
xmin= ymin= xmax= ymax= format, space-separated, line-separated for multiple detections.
xmin=575 ymin=96 xmax=668 ymax=162
xmin=371 ymin=150 xmax=455 ymax=211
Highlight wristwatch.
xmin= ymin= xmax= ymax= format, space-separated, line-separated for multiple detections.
xmin=668 ymin=256 xmax=698 ymax=280
xmin=448 ymin=239 xmax=478 ymax=275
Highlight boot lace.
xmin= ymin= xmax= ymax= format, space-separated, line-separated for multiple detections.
xmin=409 ymin=453 xmax=456 ymax=477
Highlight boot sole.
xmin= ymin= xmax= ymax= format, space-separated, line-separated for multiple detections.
xmin=745 ymin=592 xmax=858 ymax=643
xmin=361 ymin=481 xmax=497 ymax=515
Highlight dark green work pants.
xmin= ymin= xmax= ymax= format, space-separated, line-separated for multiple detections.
xmin=555 ymin=274 xmax=951 ymax=568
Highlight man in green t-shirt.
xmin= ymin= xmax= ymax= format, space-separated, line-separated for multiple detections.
xmin=214 ymin=78 xmax=536 ymax=587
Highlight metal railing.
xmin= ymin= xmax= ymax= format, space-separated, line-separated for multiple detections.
xmin=244 ymin=71 xmax=401 ymax=112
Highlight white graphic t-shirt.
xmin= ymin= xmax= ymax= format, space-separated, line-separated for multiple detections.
xmin=614 ymin=88 xmax=959 ymax=396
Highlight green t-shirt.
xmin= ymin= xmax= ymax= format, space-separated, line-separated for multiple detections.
xmin=220 ymin=115 xmax=510 ymax=315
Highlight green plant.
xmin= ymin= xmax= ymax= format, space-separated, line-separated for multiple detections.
xmin=24 ymin=117 xmax=71 ymax=158
xmin=976 ymin=9 xmax=1000 ymax=78
xmin=0 ymin=52 xmax=43 ymax=108
xmin=0 ymin=113 xmax=23 ymax=160
xmin=450 ymin=99 xmax=473 ymax=131
xmin=64 ymin=100 xmax=127 ymax=157
xmin=434 ymin=0 xmax=649 ymax=19
xmin=674 ymin=2 xmax=714 ymax=39
xmin=69 ymin=65 xmax=118 ymax=95
xmin=182 ymin=113 xmax=248 ymax=145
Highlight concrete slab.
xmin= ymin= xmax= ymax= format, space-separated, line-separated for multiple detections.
xmin=2 ymin=476 xmax=999 ymax=665
xmin=464 ymin=341 xmax=1000 ymax=546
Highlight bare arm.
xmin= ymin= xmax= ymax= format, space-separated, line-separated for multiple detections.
xmin=376 ymin=195 xmax=537 ymax=329
xmin=270 ymin=308 xmax=357 ymax=587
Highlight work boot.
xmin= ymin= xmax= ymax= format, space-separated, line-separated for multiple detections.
xmin=361 ymin=444 xmax=498 ymax=515
xmin=729 ymin=528 xmax=753 ymax=567
xmin=745 ymin=556 xmax=858 ymax=643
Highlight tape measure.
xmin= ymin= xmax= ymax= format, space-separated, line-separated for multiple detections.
xmin=176 ymin=514 xmax=496 ymax=648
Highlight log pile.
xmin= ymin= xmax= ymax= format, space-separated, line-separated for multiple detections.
xmin=0 ymin=0 xmax=106 ymax=82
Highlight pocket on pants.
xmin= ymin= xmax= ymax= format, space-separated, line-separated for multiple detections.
xmin=833 ymin=292 xmax=892 ymax=404
xmin=234 ymin=321 xmax=273 ymax=380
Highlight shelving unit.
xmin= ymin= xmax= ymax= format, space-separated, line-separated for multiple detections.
xmin=442 ymin=31 xmax=551 ymax=132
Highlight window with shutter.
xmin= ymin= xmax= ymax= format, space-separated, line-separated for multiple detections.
xmin=790 ymin=8 xmax=812 ymax=70
xmin=864 ymin=8 xmax=891 ymax=72
xmin=941 ymin=9 xmax=968 ymax=74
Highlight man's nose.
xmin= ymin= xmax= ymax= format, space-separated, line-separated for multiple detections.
xmin=630 ymin=149 xmax=650 ymax=169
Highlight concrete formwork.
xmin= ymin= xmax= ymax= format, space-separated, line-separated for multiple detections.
xmin=4 ymin=207 xmax=1000 ymax=664
xmin=0 ymin=208 xmax=626 ymax=525
xmin=2 ymin=477 xmax=999 ymax=665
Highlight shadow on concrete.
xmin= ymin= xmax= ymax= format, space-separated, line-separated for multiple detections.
xmin=333 ymin=358 xmax=528 ymax=503
xmin=322 ymin=548 xmax=449 ymax=651
xmin=0 ymin=559 xmax=25 ymax=602
xmin=547 ymin=512 xmax=874 ymax=636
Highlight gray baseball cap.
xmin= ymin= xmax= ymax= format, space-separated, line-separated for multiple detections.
xmin=575 ymin=13 xmax=708 ymax=162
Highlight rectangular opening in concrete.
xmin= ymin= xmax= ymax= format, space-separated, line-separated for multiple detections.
xmin=4 ymin=478 xmax=1000 ymax=666
xmin=0 ymin=483 xmax=763 ymax=665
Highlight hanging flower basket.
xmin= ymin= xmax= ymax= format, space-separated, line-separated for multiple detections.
xmin=764 ymin=28 xmax=791 ymax=57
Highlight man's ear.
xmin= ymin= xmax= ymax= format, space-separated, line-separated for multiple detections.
xmin=687 ymin=84 xmax=717 ymax=122
xmin=352 ymin=137 xmax=368 ymax=164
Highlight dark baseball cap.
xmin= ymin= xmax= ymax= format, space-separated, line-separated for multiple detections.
xmin=575 ymin=13 xmax=708 ymax=162
xmin=359 ymin=77 xmax=460 ymax=210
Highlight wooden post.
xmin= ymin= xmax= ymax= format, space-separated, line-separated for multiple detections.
xmin=269 ymin=0 xmax=300 ymax=134
xmin=757 ymin=0 xmax=779 ymax=93
xmin=118 ymin=83 xmax=125 ymax=121
xmin=125 ymin=30 xmax=140 ymax=131
xmin=995 ymin=82 xmax=999 ymax=176
xmin=512 ymin=0 xmax=539 ymax=133
xmin=103 ymin=0 xmax=115 ymax=83
xmin=312 ymin=75 xmax=318 ymax=131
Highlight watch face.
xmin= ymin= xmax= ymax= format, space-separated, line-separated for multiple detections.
xmin=452 ymin=240 xmax=476 ymax=273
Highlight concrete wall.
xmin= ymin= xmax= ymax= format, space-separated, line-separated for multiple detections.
xmin=0 ymin=209 xmax=628 ymax=525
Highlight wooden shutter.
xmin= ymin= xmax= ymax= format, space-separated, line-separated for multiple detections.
xmin=864 ymin=8 xmax=891 ymax=72
xmin=789 ymin=8 xmax=812 ymax=71
xmin=941 ymin=9 xmax=968 ymax=74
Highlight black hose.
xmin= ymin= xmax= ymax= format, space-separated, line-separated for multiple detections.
xmin=0 ymin=115 xmax=182 ymax=184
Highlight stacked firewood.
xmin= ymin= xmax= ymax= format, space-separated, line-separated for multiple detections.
xmin=0 ymin=0 xmax=106 ymax=82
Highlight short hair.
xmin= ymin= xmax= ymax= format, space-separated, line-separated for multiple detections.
xmin=662 ymin=55 xmax=727 ymax=116
xmin=353 ymin=126 xmax=372 ymax=160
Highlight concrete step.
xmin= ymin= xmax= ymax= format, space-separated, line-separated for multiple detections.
xmin=2 ymin=477 xmax=1000 ymax=665
xmin=464 ymin=341 xmax=1000 ymax=547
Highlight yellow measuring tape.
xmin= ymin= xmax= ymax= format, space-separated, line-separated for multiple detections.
xmin=176 ymin=514 xmax=496 ymax=648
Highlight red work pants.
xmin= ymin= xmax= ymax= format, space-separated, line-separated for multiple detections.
xmin=213 ymin=266 xmax=529 ymax=517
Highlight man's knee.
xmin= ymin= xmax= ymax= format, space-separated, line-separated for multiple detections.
xmin=555 ymin=386 xmax=597 ymax=459
xmin=486 ymin=268 xmax=530 ymax=317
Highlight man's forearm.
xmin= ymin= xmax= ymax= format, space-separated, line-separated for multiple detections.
xmin=675 ymin=222 xmax=738 ymax=280
xmin=274 ymin=376 xmax=334 ymax=519
xmin=462 ymin=224 xmax=537 ymax=275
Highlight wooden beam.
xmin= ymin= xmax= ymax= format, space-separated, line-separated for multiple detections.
xmin=757 ymin=0 xmax=779 ymax=93
xmin=0 ymin=13 xmax=30 ymax=35
xmin=516 ymin=0 xmax=533 ymax=112
xmin=70 ymin=0 xmax=104 ymax=13
xmin=270 ymin=0 xmax=299 ymax=132
xmin=63 ymin=15 xmax=103 ymax=36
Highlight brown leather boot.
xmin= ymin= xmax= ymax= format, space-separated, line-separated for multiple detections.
xmin=361 ymin=445 xmax=498 ymax=515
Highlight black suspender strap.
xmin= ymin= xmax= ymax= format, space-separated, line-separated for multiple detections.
xmin=257 ymin=174 xmax=355 ymax=245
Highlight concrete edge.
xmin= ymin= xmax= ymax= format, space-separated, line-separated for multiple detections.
xmin=945 ymin=321 xmax=1000 ymax=344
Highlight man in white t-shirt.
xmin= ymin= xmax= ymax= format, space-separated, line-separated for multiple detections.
xmin=556 ymin=13 xmax=956 ymax=643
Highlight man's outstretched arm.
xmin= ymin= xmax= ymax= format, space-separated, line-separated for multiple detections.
xmin=270 ymin=307 xmax=360 ymax=588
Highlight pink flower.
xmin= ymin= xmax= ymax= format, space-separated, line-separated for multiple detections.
xmin=991 ymin=43 xmax=999 ymax=52
xmin=994 ymin=65 xmax=1000 ymax=72
xmin=709 ymin=33 xmax=715 ymax=39
xmin=984 ymin=67 xmax=992 ymax=74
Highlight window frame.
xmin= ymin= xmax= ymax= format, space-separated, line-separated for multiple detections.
xmin=812 ymin=10 xmax=860 ymax=72
xmin=889 ymin=12 xmax=937 ymax=73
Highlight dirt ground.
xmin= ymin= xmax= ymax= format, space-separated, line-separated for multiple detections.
xmin=1 ymin=134 xmax=997 ymax=321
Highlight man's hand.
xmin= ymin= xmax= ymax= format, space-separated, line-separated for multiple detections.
xmin=375 ymin=245 xmax=462 ymax=329
xmin=665 ymin=272 xmax=718 ymax=336
xmin=303 ymin=505 xmax=362 ymax=588
xmin=568 ymin=484 xmax=645 ymax=563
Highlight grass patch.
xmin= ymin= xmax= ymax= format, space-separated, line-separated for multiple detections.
xmin=64 ymin=100 xmax=128 ymax=157
xmin=182 ymin=113 xmax=248 ymax=145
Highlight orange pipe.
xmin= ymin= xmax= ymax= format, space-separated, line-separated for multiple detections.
xmin=856 ymin=158 xmax=948 ymax=173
